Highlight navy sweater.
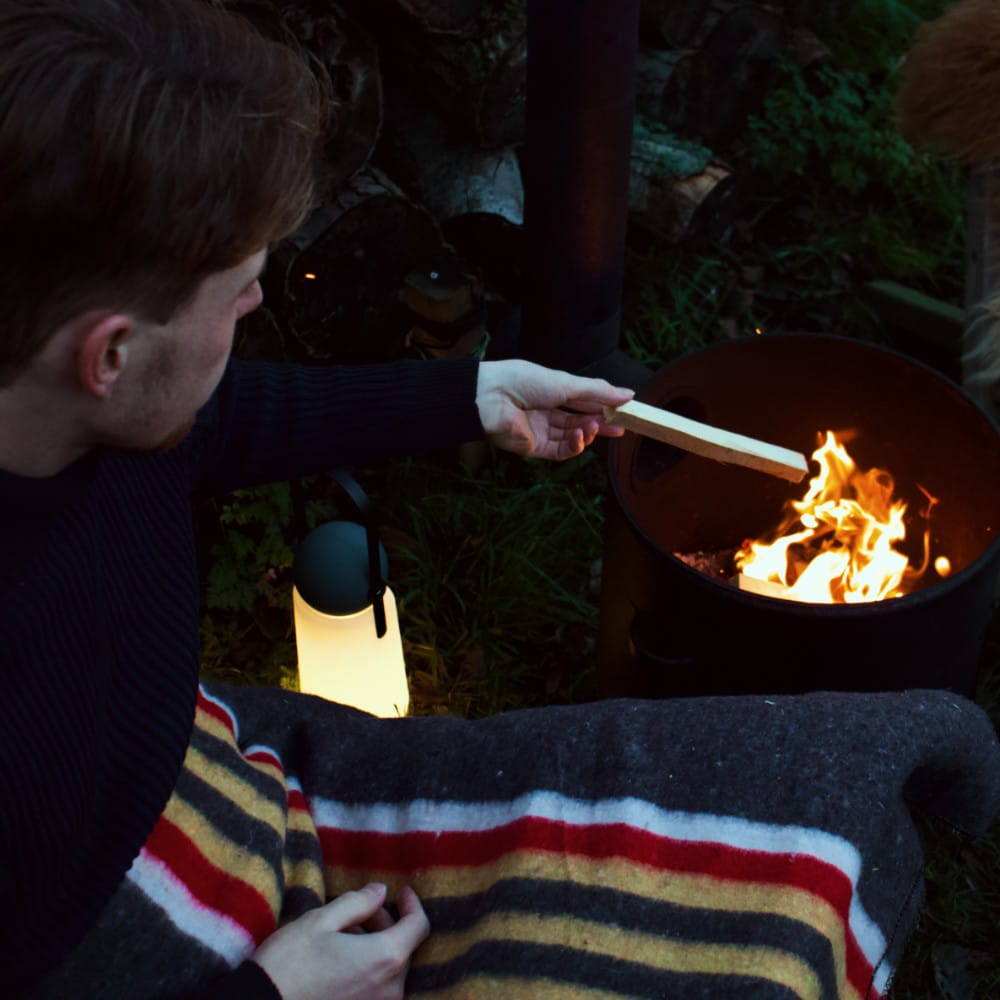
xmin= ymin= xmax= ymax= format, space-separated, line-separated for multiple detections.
xmin=0 ymin=358 xmax=483 ymax=993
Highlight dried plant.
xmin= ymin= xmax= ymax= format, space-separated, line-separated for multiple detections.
xmin=895 ymin=0 xmax=1000 ymax=164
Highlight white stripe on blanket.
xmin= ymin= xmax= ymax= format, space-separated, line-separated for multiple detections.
xmin=126 ymin=846 xmax=255 ymax=967
xmin=309 ymin=790 xmax=891 ymax=995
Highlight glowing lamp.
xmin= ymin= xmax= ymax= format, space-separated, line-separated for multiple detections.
xmin=292 ymin=475 xmax=408 ymax=717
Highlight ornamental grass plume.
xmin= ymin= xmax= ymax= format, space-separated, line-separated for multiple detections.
xmin=895 ymin=0 xmax=1000 ymax=164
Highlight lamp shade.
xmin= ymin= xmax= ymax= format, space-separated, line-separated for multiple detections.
xmin=293 ymin=520 xmax=409 ymax=717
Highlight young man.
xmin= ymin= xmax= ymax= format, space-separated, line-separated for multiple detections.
xmin=3 ymin=3 xmax=999 ymax=999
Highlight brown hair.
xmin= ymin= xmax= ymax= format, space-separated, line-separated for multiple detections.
xmin=0 ymin=0 xmax=330 ymax=383
xmin=895 ymin=0 xmax=1000 ymax=164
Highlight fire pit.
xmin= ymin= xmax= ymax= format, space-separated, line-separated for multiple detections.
xmin=597 ymin=333 xmax=1000 ymax=699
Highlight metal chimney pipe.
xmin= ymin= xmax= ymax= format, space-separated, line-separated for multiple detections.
xmin=521 ymin=0 xmax=648 ymax=385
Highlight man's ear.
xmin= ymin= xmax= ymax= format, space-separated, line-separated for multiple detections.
xmin=75 ymin=314 xmax=134 ymax=400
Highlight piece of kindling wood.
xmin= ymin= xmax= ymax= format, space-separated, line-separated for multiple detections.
xmin=735 ymin=573 xmax=793 ymax=599
xmin=604 ymin=400 xmax=809 ymax=483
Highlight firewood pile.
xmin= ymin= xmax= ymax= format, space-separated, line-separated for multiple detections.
xmin=227 ymin=0 xmax=853 ymax=367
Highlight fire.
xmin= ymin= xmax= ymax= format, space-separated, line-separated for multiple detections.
xmin=734 ymin=431 xmax=940 ymax=604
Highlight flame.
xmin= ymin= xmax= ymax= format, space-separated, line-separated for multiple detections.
xmin=734 ymin=431 xmax=941 ymax=604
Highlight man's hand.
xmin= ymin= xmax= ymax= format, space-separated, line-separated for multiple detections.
xmin=251 ymin=883 xmax=429 ymax=1000
xmin=475 ymin=360 xmax=635 ymax=460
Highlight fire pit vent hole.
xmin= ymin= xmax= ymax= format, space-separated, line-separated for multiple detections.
xmin=634 ymin=395 xmax=707 ymax=483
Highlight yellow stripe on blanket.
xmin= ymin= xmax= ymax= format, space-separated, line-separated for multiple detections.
xmin=414 ymin=976 xmax=641 ymax=1000
xmin=415 ymin=912 xmax=824 ymax=1000
xmin=325 ymin=850 xmax=859 ymax=1000
xmin=182 ymin=745 xmax=287 ymax=836
xmin=159 ymin=793 xmax=284 ymax=913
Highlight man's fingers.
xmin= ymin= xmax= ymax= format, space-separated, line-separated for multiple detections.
xmin=361 ymin=906 xmax=395 ymax=933
xmin=322 ymin=883 xmax=390 ymax=931
xmin=560 ymin=391 xmax=634 ymax=414
xmin=385 ymin=886 xmax=430 ymax=952
xmin=550 ymin=412 xmax=622 ymax=441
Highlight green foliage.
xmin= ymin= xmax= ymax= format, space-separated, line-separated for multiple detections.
xmin=205 ymin=482 xmax=296 ymax=614
xmin=747 ymin=62 xmax=919 ymax=197
xmin=736 ymin=7 xmax=965 ymax=302
xmin=623 ymin=245 xmax=731 ymax=367
xmin=826 ymin=0 xmax=951 ymax=74
xmin=888 ymin=635 xmax=1000 ymax=999
xmin=200 ymin=482 xmax=302 ymax=688
xmin=368 ymin=451 xmax=607 ymax=718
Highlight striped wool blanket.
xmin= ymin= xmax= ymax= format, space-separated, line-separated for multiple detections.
xmin=26 ymin=682 xmax=1000 ymax=999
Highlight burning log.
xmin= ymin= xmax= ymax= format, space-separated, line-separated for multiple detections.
xmin=604 ymin=400 xmax=809 ymax=482
xmin=673 ymin=548 xmax=736 ymax=582
xmin=733 ymin=432 xmax=946 ymax=605
xmin=735 ymin=573 xmax=792 ymax=599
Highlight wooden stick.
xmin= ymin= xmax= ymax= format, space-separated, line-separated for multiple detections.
xmin=604 ymin=400 xmax=809 ymax=483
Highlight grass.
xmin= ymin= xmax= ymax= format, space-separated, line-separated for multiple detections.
xmin=889 ymin=654 xmax=1000 ymax=999
xmin=366 ymin=451 xmax=607 ymax=717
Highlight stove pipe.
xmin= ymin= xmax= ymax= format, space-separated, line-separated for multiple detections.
xmin=521 ymin=0 xmax=643 ymax=379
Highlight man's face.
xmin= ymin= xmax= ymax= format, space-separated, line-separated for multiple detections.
xmin=107 ymin=250 xmax=266 ymax=452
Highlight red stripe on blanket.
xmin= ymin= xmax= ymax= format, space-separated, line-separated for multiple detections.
xmin=145 ymin=815 xmax=276 ymax=946
xmin=196 ymin=689 xmax=236 ymax=736
xmin=246 ymin=748 xmax=283 ymax=771
xmin=319 ymin=817 xmax=874 ymax=996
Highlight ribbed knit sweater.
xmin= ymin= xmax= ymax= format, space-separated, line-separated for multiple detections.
xmin=0 ymin=357 xmax=483 ymax=992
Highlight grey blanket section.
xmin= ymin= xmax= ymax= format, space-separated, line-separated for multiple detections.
xmin=219 ymin=683 xmax=1000 ymax=964
xmin=22 ymin=685 xmax=999 ymax=1000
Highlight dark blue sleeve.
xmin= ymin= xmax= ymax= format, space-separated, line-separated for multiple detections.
xmin=189 ymin=358 xmax=484 ymax=497
xmin=182 ymin=960 xmax=281 ymax=999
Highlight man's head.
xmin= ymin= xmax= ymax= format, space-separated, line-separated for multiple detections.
xmin=0 ymin=0 xmax=328 ymax=388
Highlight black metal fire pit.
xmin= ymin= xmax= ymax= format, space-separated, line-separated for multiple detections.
xmin=598 ymin=333 xmax=1000 ymax=699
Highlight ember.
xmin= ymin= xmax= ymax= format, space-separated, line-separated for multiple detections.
xmin=733 ymin=431 xmax=942 ymax=604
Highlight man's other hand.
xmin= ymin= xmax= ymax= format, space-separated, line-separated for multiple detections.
xmin=476 ymin=359 xmax=635 ymax=460
xmin=251 ymin=883 xmax=429 ymax=1000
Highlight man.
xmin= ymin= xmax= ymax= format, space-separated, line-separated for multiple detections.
xmin=3 ymin=3 xmax=1000 ymax=999
xmin=0 ymin=1 xmax=633 ymax=995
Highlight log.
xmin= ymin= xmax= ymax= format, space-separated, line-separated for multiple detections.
xmin=659 ymin=3 xmax=787 ymax=148
xmin=365 ymin=0 xmax=488 ymax=35
xmin=604 ymin=400 xmax=809 ymax=482
xmin=441 ymin=213 xmax=524 ymax=305
xmin=629 ymin=118 xmax=732 ymax=242
xmin=377 ymin=91 xmax=524 ymax=224
xmin=271 ymin=167 xmax=445 ymax=362
xmin=401 ymin=268 xmax=487 ymax=359
xmin=634 ymin=48 xmax=686 ymax=123
xmin=640 ymin=0 xmax=734 ymax=50
xmin=227 ymin=1 xmax=382 ymax=191
xmin=751 ymin=0 xmax=853 ymax=29
xmin=369 ymin=0 xmax=526 ymax=148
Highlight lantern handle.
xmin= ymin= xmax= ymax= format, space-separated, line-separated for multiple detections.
xmin=330 ymin=470 xmax=388 ymax=638
xmin=290 ymin=471 xmax=389 ymax=638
